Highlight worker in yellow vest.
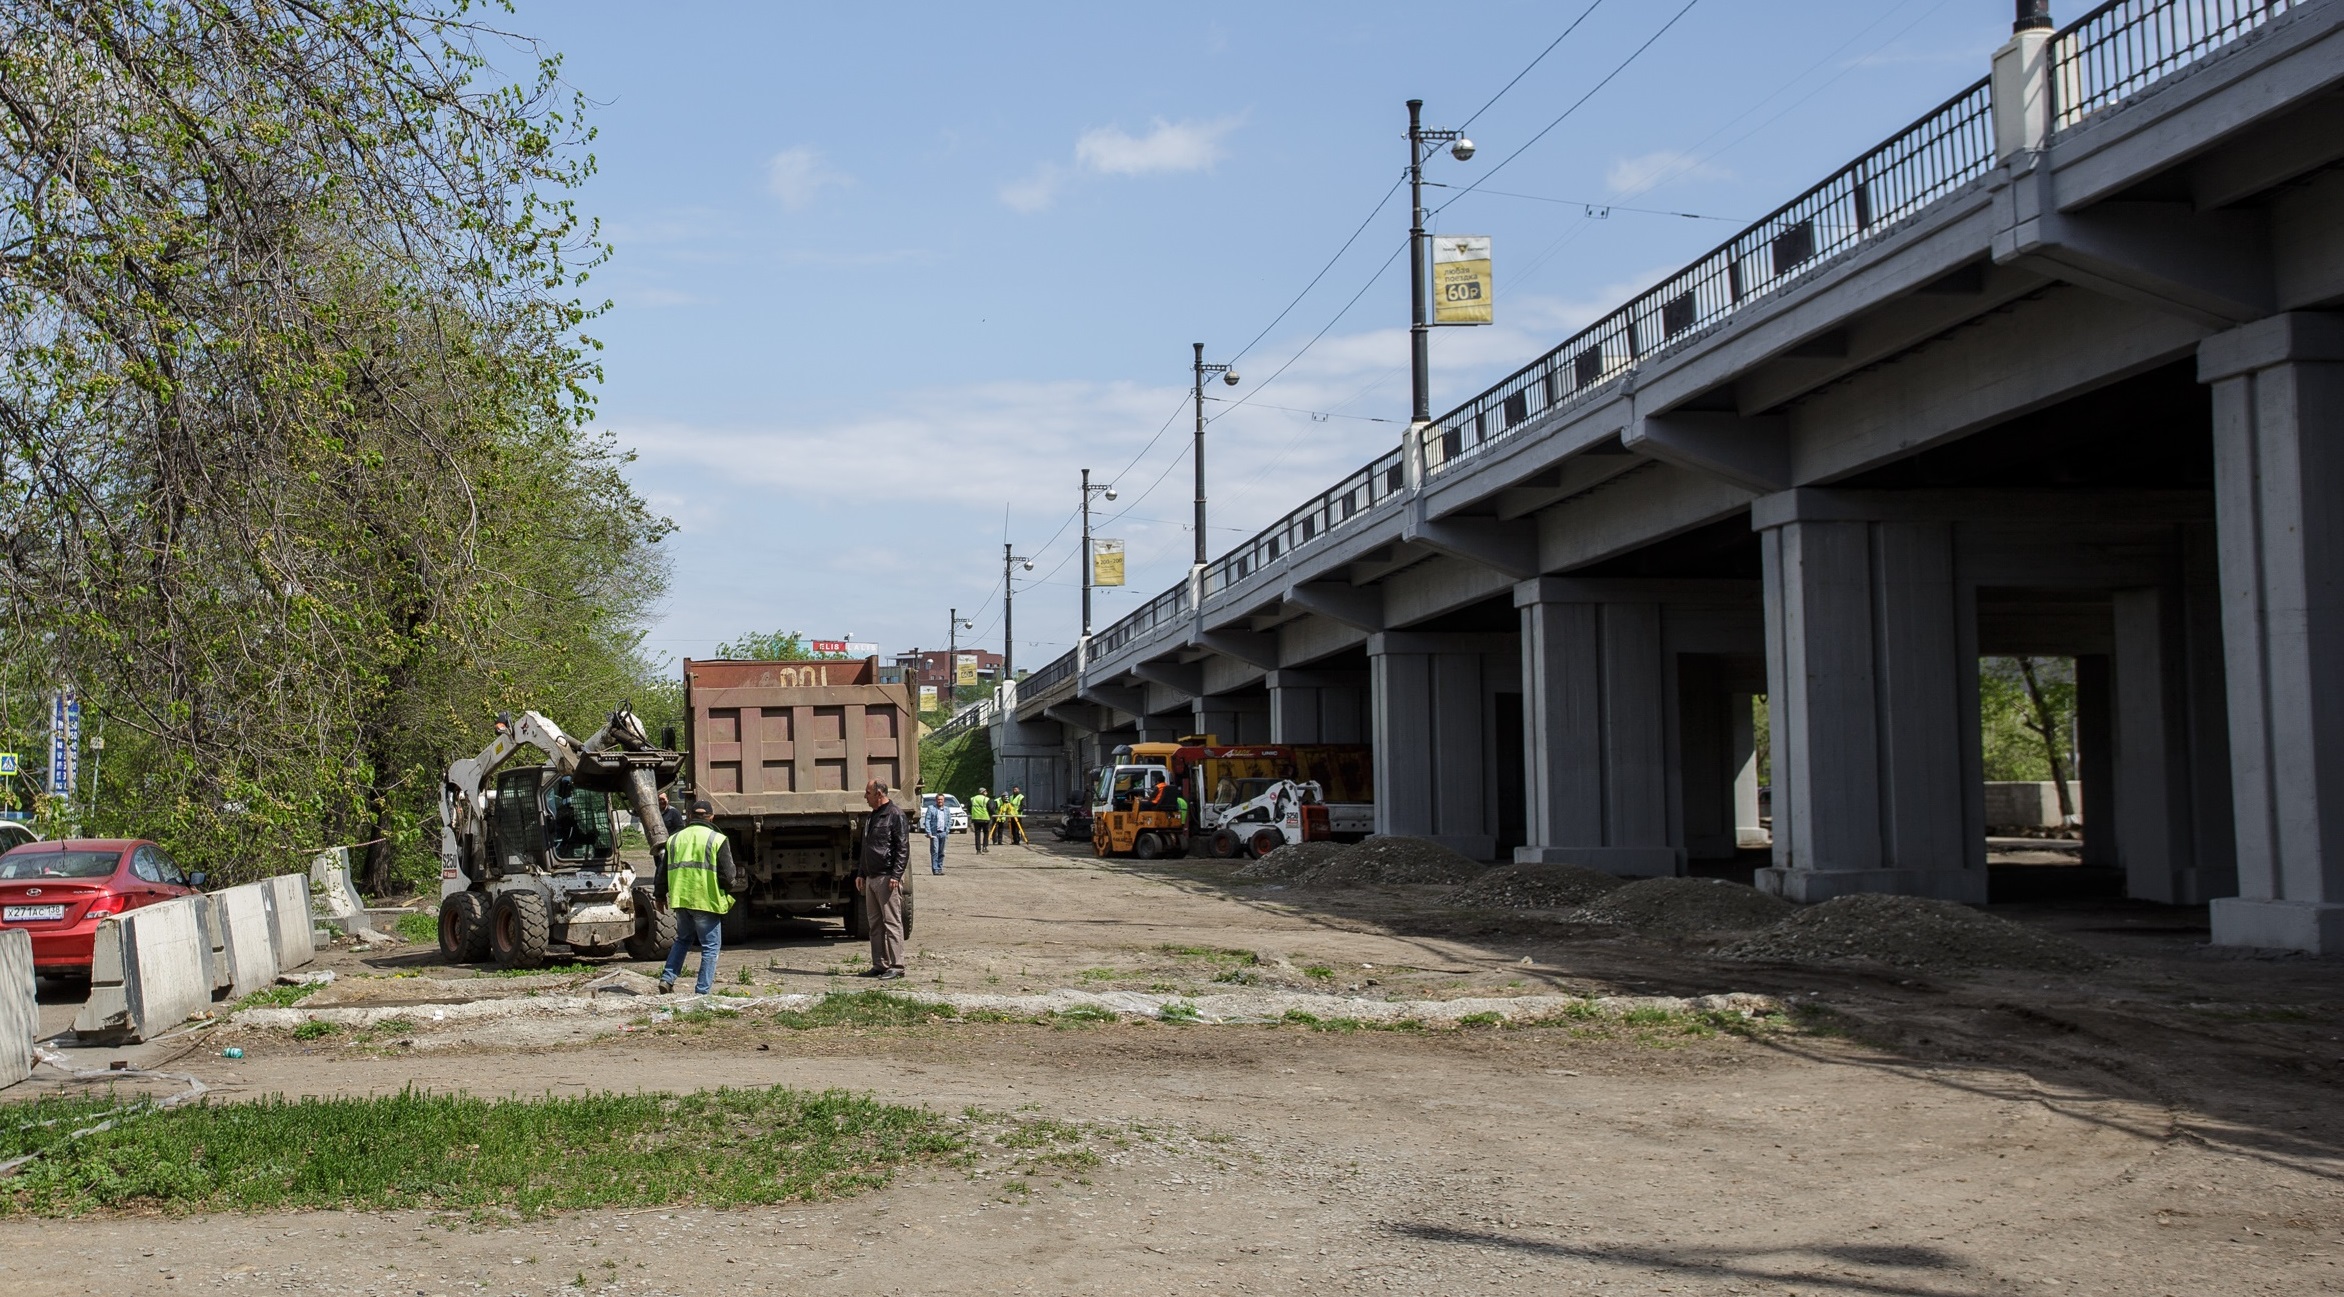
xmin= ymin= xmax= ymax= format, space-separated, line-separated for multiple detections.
xmin=659 ymin=799 xmax=741 ymax=995
xmin=1004 ymin=786 xmax=1028 ymax=845
xmin=968 ymin=788 xmax=992 ymax=854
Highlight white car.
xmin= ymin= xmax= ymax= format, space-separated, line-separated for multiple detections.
xmin=921 ymin=794 xmax=972 ymax=833
xmin=0 ymin=821 xmax=38 ymax=852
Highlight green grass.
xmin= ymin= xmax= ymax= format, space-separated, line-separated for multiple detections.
xmin=1076 ymin=967 xmax=1119 ymax=982
xmin=290 ymin=1021 xmax=342 ymax=1041
xmin=1048 ymin=1004 xmax=1120 ymax=1027
xmin=469 ymin=963 xmax=595 ymax=979
xmin=1158 ymin=1001 xmax=1201 ymax=1023
xmin=393 ymin=911 xmax=437 ymax=944
xmin=1301 ymin=964 xmax=1336 ymax=981
xmin=0 ymin=1085 xmax=962 ymax=1217
xmin=766 ymin=991 xmax=960 ymax=1031
xmin=230 ymin=982 xmax=322 ymax=1012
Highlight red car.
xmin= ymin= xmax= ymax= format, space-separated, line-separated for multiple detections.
xmin=0 ymin=839 xmax=205 ymax=980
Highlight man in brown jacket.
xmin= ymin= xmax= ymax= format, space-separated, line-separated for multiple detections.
xmin=855 ymin=779 xmax=909 ymax=980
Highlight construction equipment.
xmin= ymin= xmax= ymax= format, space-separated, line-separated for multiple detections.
xmin=1089 ymin=762 xmax=1188 ymax=860
xmin=1113 ymin=741 xmax=1375 ymax=846
xmin=1201 ymin=778 xmax=1337 ymax=859
xmin=677 ymin=657 xmax=917 ymax=941
xmin=437 ymin=705 xmax=684 ymax=969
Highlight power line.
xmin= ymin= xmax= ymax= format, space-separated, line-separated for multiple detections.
xmin=1229 ymin=176 xmax=1405 ymax=367
xmin=1201 ymin=394 xmax=1395 ymax=424
xmin=1457 ymin=0 xmax=1609 ymax=131
xmin=1426 ymin=181 xmax=1745 ymax=223
xmin=1434 ymin=0 xmax=1704 ymax=214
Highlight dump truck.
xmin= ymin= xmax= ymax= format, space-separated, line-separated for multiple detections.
xmin=676 ymin=657 xmax=918 ymax=940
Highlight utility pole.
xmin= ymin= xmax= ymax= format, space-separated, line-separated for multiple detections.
xmin=1190 ymin=344 xmax=1237 ymax=568
xmin=1001 ymin=543 xmax=1030 ymax=683
xmin=1080 ymin=469 xmax=1116 ymax=637
xmin=945 ymin=607 xmax=972 ymax=711
xmin=1404 ymin=99 xmax=1473 ymax=427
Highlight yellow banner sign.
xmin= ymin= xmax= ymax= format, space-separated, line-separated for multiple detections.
xmin=1432 ymin=235 xmax=1492 ymax=325
xmin=956 ymin=656 xmax=979 ymax=686
xmin=918 ymin=685 xmax=938 ymax=709
xmin=1091 ymin=537 xmax=1125 ymax=587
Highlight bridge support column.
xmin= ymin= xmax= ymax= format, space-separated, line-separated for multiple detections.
xmin=1368 ymin=633 xmax=1518 ymax=861
xmin=2201 ymin=313 xmax=2344 ymax=951
xmin=1191 ymin=696 xmax=1270 ymax=745
xmin=1266 ymin=671 xmax=1367 ymax=744
xmin=1513 ymin=583 xmax=1682 ymax=876
xmin=1752 ymin=504 xmax=1983 ymax=902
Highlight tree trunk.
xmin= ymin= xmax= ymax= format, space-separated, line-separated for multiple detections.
xmin=2016 ymin=657 xmax=2075 ymax=822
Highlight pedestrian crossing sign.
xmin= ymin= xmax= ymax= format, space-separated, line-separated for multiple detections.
xmin=0 ymin=754 xmax=14 ymax=776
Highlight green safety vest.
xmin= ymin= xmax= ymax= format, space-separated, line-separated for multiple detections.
xmin=970 ymin=795 xmax=992 ymax=820
xmin=1007 ymin=794 xmax=1024 ymax=815
xmin=665 ymin=823 xmax=733 ymax=915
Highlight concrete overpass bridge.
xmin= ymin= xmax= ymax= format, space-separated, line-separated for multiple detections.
xmin=986 ymin=0 xmax=2344 ymax=953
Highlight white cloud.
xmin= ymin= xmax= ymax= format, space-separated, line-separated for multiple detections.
xmin=1000 ymin=115 xmax=1244 ymax=212
xmin=1605 ymin=150 xmax=1732 ymax=197
xmin=766 ymin=145 xmax=851 ymax=212
xmin=1073 ymin=116 xmax=1241 ymax=176
xmin=997 ymin=163 xmax=1064 ymax=213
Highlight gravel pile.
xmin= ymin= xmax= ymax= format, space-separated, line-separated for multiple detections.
xmin=1236 ymin=840 xmax=1348 ymax=881
xmin=1723 ymin=894 xmax=2105 ymax=973
xmin=1571 ymin=876 xmax=1793 ymax=936
xmin=1303 ymin=835 xmax=1486 ymax=887
xmin=1447 ymin=863 xmax=1625 ymax=910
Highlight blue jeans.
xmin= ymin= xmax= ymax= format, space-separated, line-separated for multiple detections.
xmin=663 ymin=907 xmax=723 ymax=994
xmin=928 ymin=831 xmax=947 ymax=872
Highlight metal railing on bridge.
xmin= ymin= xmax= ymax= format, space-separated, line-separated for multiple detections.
xmin=1048 ymin=0 xmax=2309 ymax=702
xmin=2053 ymin=0 xmax=2304 ymax=129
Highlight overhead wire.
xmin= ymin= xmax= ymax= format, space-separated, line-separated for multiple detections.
xmin=1430 ymin=0 xmax=1704 ymax=215
xmin=1456 ymin=0 xmax=1608 ymax=132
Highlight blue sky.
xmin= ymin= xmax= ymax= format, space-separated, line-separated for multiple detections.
xmin=499 ymin=0 xmax=2020 ymax=671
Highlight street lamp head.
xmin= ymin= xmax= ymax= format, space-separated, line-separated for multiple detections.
xmin=1103 ymin=487 xmax=1118 ymax=501
xmin=1222 ymin=369 xmax=1240 ymax=387
xmin=1450 ymin=138 xmax=1475 ymax=162
xmin=1021 ymin=559 xmax=1035 ymax=572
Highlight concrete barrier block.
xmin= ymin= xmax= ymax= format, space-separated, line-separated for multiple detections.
xmin=264 ymin=872 xmax=316 ymax=971
xmin=195 ymin=894 xmax=235 ymax=997
xmin=214 ymin=882 xmax=278 ymax=998
xmin=71 ymin=896 xmax=211 ymax=1043
xmin=0 ymin=928 xmax=34 ymax=1090
xmin=1983 ymin=780 xmax=2085 ymax=828
xmin=309 ymin=847 xmax=372 ymax=933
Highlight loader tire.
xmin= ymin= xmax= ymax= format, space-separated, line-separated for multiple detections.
xmin=491 ymin=890 xmax=551 ymax=969
xmin=438 ymin=892 xmax=491 ymax=964
xmin=1248 ymin=827 xmax=1286 ymax=859
xmin=624 ymin=887 xmax=673 ymax=961
xmin=1208 ymin=828 xmax=1241 ymax=860
xmin=1132 ymin=832 xmax=1165 ymax=861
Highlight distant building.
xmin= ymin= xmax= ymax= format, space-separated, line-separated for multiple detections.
xmin=896 ymin=647 xmax=1005 ymax=685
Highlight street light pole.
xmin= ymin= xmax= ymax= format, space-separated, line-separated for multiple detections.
xmin=1404 ymin=99 xmax=1473 ymax=428
xmin=1001 ymin=542 xmax=1030 ymax=683
xmin=1190 ymin=343 xmax=1236 ymax=569
xmin=1080 ymin=468 xmax=1116 ymax=638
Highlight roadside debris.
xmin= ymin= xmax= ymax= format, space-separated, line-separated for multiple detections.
xmin=1724 ymin=894 xmax=2105 ymax=972
xmin=1448 ymin=863 xmax=1625 ymax=909
xmin=1571 ymin=877 xmax=1793 ymax=936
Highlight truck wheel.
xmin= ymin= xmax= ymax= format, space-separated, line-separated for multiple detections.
xmin=624 ymin=887 xmax=673 ymax=961
xmin=901 ymin=884 xmax=915 ymax=938
xmin=1248 ymin=827 xmax=1286 ymax=859
xmin=1208 ymin=828 xmax=1241 ymax=859
xmin=490 ymin=890 xmax=551 ymax=969
xmin=438 ymin=892 xmax=491 ymax=963
xmin=844 ymin=892 xmax=869 ymax=940
xmin=1133 ymin=832 xmax=1164 ymax=861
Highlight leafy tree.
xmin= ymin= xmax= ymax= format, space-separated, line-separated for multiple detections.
xmin=0 ymin=1 xmax=670 ymax=894
xmin=712 ymin=631 xmax=856 ymax=662
xmin=1980 ymin=657 xmax=2077 ymax=799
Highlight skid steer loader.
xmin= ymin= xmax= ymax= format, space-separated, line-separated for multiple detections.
xmin=437 ymin=705 xmax=684 ymax=969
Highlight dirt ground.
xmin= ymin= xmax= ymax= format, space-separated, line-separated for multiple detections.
xmin=7 ymin=835 xmax=2343 ymax=1295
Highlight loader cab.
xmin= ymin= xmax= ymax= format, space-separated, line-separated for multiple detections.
xmin=1095 ymin=764 xmax=1170 ymax=814
xmin=488 ymin=767 xmax=615 ymax=876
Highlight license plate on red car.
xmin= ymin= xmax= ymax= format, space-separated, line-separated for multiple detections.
xmin=3 ymin=904 xmax=65 ymax=921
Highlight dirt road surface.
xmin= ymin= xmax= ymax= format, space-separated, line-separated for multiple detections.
xmin=6 ymin=837 xmax=2342 ymax=1295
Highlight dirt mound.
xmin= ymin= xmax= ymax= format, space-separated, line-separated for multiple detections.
xmin=1236 ymin=840 xmax=1348 ymax=881
xmin=1303 ymin=836 xmax=1484 ymax=887
xmin=1724 ymin=894 xmax=2105 ymax=973
xmin=1571 ymin=876 xmax=1792 ymax=935
xmin=1447 ymin=863 xmax=1625 ymax=910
